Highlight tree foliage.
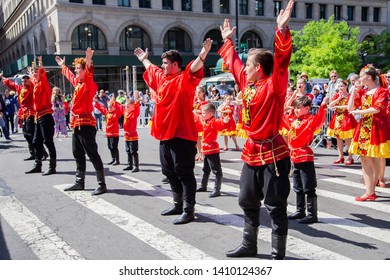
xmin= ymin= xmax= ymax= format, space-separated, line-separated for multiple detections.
xmin=290 ymin=16 xmax=360 ymax=80
xmin=359 ymin=30 xmax=390 ymax=71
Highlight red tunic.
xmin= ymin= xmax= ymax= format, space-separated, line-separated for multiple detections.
xmin=349 ymin=87 xmax=390 ymax=157
xmin=143 ymin=62 xmax=203 ymax=142
xmin=32 ymin=67 xmax=53 ymax=120
xmin=202 ymin=117 xmax=228 ymax=155
xmin=218 ymin=103 xmax=237 ymax=136
xmin=62 ymin=65 xmax=97 ymax=128
xmin=284 ymin=104 xmax=327 ymax=163
xmin=327 ymin=93 xmax=358 ymax=139
xmin=194 ymin=99 xmax=208 ymax=134
xmin=3 ymin=79 xmax=35 ymax=119
xmin=123 ymin=102 xmax=140 ymax=141
xmin=218 ymin=29 xmax=292 ymax=166
xmin=94 ymin=102 xmax=123 ymax=137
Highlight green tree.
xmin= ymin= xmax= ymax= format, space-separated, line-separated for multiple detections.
xmin=359 ymin=30 xmax=390 ymax=71
xmin=290 ymin=16 xmax=360 ymax=80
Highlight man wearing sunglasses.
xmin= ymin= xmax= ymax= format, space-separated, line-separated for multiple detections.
xmin=327 ymin=70 xmax=343 ymax=99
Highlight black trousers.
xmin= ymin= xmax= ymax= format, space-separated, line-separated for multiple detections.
xmin=159 ymin=138 xmax=197 ymax=205
xmin=23 ymin=116 xmax=35 ymax=148
xmin=33 ymin=114 xmax=56 ymax=160
xmin=239 ymin=157 xmax=291 ymax=235
xmin=292 ymin=161 xmax=317 ymax=197
xmin=203 ymin=153 xmax=222 ymax=176
xmin=125 ymin=140 xmax=139 ymax=156
xmin=107 ymin=136 xmax=119 ymax=156
xmin=72 ymin=125 xmax=103 ymax=171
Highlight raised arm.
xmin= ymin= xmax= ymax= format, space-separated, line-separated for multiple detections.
xmin=85 ymin=47 xmax=94 ymax=69
xmin=190 ymin=38 xmax=213 ymax=73
xmin=276 ymin=0 xmax=294 ymax=39
xmin=134 ymin=48 xmax=153 ymax=70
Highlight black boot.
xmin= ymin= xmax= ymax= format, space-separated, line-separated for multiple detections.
xmin=288 ymin=193 xmax=306 ymax=220
xmin=64 ymin=170 xmax=85 ymax=191
xmin=24 ymin=144 xmax=35 ymax=161
xmin=271 ymin=234 xmax=287 ymax=260
xmin=112 ymin=150 xmax=120 ymax=166
xmin=173 ymin=201 xmax=195 ymax=225
xmin=25 ymin=160 xmax=42 ymax=174
xmin=131 ymin=154 xmax=139 ymax=172
xmin=196 ymin=173 xmax=209 ymax=192
xmin=92 ymin=169 xmax=107 ymax=195
xmin=161 ymin=192 xmax=183 ymax=216
xmin=123 ymin=155 xmax=133 ymax=171
xmin=299 ymin=196 xmax=318 ymax=224
xmin=42 ymin=158 xmax=57 ymax=176
xmin=107 ymin=150 xmax=115 ymax=165
xmin=226 ymin=223 xmax=258 ymax=257
xmin=42 ymin=149 xmax=49 ymax=161
xmin=209 ymin=174 xmax=222 ymax=197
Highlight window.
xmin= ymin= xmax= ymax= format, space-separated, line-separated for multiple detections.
xmin=118 ymin=0 xmax=130 ymax=7
xmin=120 ymin=26 xmax=151 ymax=51
xmin=163 ymin=0 xmax=173 ymax=10
xmin=220 ymin=0 xmax=229 ymax=14
xmin=204 ymin=30 xmax=223 ymax=52
xmin=139 ymin=0 xmax=150 ymax=8
xmin=240 ymin=0 xmax=248 ymax=15
xmin=361 ymin=7 xmax=368 ymax=22
xmin=163 ymin=28 xmax=192 ymax=52
xmin=255 ymin=0 xmax=264 ymax=16
xmin=240 ymin=31 xmax=262 ymax=53
xmin=319 ymin=4 xmax=326 ymax=19
xmin=203 ymin=0 xmax=212 ymax=13
xmin=334 ymin=5 xmax=342 ymax=20
xmin=273 ymin=1 xmax=281 ymax=17
xmin=305 ymin=3 xmax=312 ymax=19
xmin=373 ymin=7 xmax=380 ymax=22
xmin=347 ymin=6 xmax=354 ymax=21
xmin=92 ymin=0 xmax=105 ymax=4
xmin=291 ymin=4 xmax=296 ymax=18
xmin=71 ymin=24 xmax=106 ymax=50
xmin=70 ymin=0 xmax=83 ymax=3
xmin=182 ymin=0 xmax=192 ymax=11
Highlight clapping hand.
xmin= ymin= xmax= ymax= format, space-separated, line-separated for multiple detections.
xmin=134 ymin=48 xmax=149 ymax=63
xmin=276 ymin=0 xmax=294 ymax=30
xmin=55 ymin=56 xmax=66 ymax=67
xmin=220 ymin=19 xmax=236 ymax=41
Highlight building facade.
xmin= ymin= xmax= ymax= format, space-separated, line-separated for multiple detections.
xmin=0 ymin=0 xmax=388 ymax=92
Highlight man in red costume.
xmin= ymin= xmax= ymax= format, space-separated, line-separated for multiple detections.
xmin=55 ymin=48 xmax=107 ymax=196
xmin=219 ymin=0 xmax=294 ymax=259
xmin=26 ymin=56 xmax=57 ymax=175
xmin=134 ymin=38 xmax=212 ymax=224
xmin=1 ymin=73 xmax=35 ymax=160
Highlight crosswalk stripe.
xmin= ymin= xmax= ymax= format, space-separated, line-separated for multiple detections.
xmin=112 ymin=175 xmax=350 ymax=260
xmin=0 ymin=195 xmax=84 ymax=260
xmin=321 ymin=178 xmax=390 ymax=194
xmin=315 ymin=163 xmax=363 ymax=176
xmin=53 ymin=184 xmax=215 ymax=260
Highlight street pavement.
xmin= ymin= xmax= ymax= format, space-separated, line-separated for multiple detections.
xmin=0 ymin=126 xmax=389 ymax=260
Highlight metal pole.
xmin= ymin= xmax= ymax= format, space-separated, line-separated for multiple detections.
xmin=235 ymin=0 xmax=239 ymax=51
xmin=132 ymin=66 xmax=137 ymax=91
xmin=125 ymin=66 xmax=130 ymax=94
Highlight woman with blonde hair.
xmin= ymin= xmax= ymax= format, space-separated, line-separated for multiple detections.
xmin=51 ymin=87 xmax=68 ymax=138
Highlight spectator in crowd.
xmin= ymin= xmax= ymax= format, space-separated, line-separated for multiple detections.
xmin=311 ymin=85 xmax=325 ymax=106
xmin=51 ymin=87 xmax=68 ymax=138
xmin=93 ymin=94 xmax=103 ymax=131
xmin=300 ymin=72 xmax=313 ymax=93
xmin=3 ymin=89 xmax=18 ymax=134
xmin=116 ymin=90 xmax=126 ymax=128
xmin=327 ymin=70 xmax=343 ymax=99
xmin=348 ymin=73 xmax=359 ymax=92
xmin=0 ymin=91 xmax=12 ymax=141
xmin=209 ymin=87 xmax=221 ymax=101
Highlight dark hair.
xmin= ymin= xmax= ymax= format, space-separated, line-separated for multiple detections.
xmin=247 ymin=48 xmax=274 ymax=76
xmin=293 ymin=96 xmax=312 ymax=108
xmin=202 ymin=103 xmax=216 ymax=114
xmin=22 ymin=75 xmax=30 ymax=80
xmin=362 ymin=64 xmax=384 ymax=87
xmin=161 ymin=50 xmax=182 ymax=68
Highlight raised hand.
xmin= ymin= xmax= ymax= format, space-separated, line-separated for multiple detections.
xmin=199 ymin=38 xmax=213 ymax=58
xmin=38 ymin=56 xmax=43 ymax=67
xmin=220 ymin=19 xmax=236 ymax=41
xmin=85 ymin=47 xmax=94 ymax=67
xmin=55 ymin=56 xmax=66 ymax=67
xmin=277 ymin=0 xmax=294 ymax=30
xmin=134 ymin=48 xmax=149 ymax=63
